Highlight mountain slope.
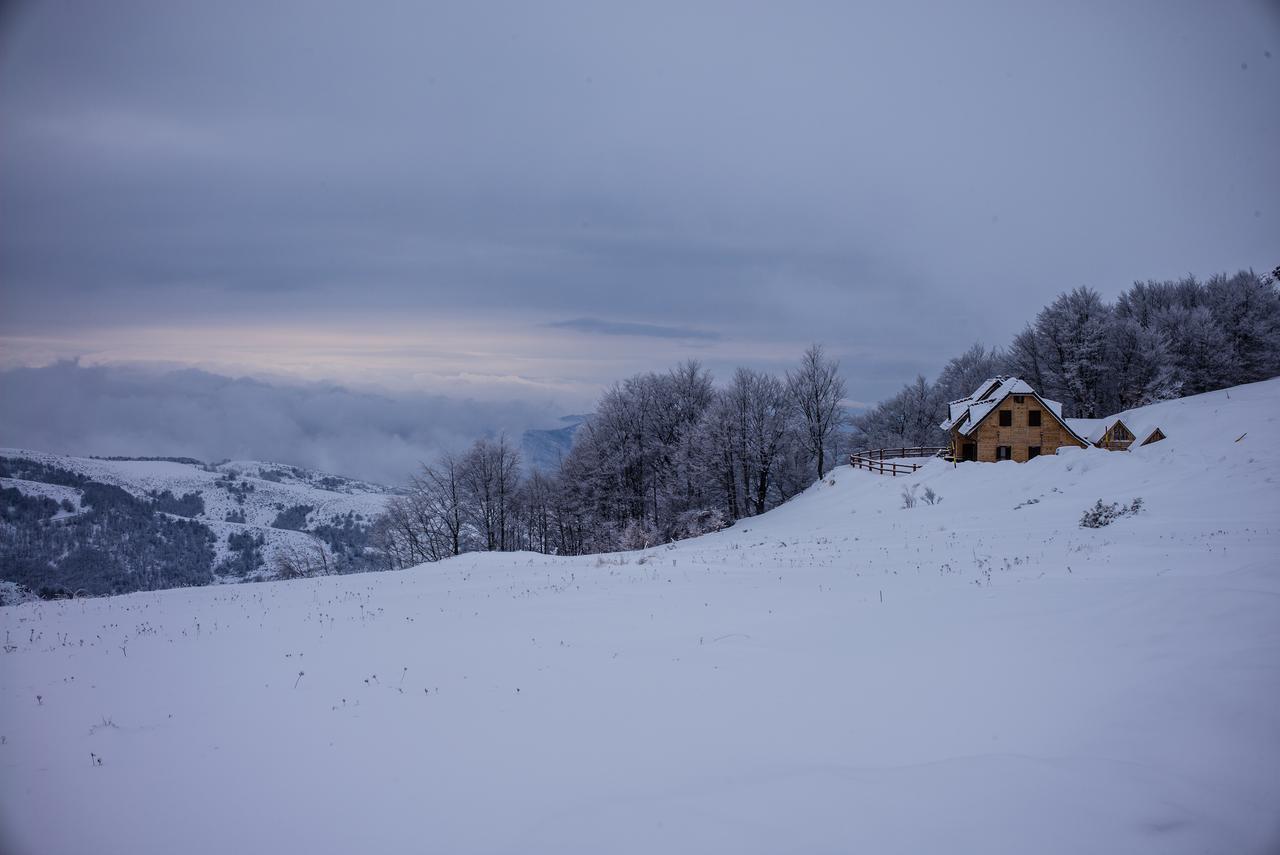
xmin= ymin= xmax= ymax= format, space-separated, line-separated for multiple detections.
xmin=0 ymin=452 xmax=396 ymax=593
xmin=520 ymin=414 xmax=588 ymax=472
xmin=1 ymin=379 xmax=1278 ymax=854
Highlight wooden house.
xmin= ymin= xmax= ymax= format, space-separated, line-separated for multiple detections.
xmin=941 ymin=377 xmax=1089 ymax=462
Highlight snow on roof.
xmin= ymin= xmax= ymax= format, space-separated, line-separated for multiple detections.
xmin=1067 ymin=414 xmax=1166 ymax=446
xmin=1132 ymin=424 xmax=1163 ymax=442
xmin=941 ymin=376 xmax=1046 ymax=434
xmin=1066 ymin=418 xmax=1112 ymax=444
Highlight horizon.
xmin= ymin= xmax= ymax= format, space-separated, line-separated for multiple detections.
xmin=1 ymin=1 xmax=1277 ymax=478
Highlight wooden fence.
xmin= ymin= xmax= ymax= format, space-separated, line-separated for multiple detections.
xmin=848 ymin=447 xmax=947 ymax=476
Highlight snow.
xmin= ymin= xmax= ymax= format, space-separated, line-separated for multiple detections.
xmin=0 ymin=451 xmax=394 ymax=527
xmin=0 ymin=478 xmax=82 ymax=518
xmin=2 ymin=379 xmax=1280 ymax=854
xmin=0 ymin=450 xmax=396 ymax=578
xmin=942 ymin=376 xmax=1063 ymax=435
xmin=1066 ymin=416 xmax=1112 ymax=443
xmin=943 ymin=376 xmax=1039 ymax=429
xmin=1070 ymin=407 xmax=1169 ymax=449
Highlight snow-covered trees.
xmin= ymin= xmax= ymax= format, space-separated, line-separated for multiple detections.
xmin=461 ymin=434 xmax=521 ymax=552
xmin=377 ymin=349 xmax=856 ymax=565
xmin=1032 ymin=287 xmax=1113 ymax=418
xmin=1110 ymin=270 xmax=1278 ymax=400
xmin=375 ymin=437 xmax=522 ymax=568
xmin=854 ymin=268 xmax=1278 ymax=442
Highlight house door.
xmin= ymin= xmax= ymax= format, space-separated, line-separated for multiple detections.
xmin=961 ymin=442 xmax=977 ymax=461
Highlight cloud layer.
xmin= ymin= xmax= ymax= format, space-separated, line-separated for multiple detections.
xmin=0 ymin=362 xmax=561 ymax=485
xmin=545 ymin=318 xmax=721 ymax=341
xmin=0 ymin=2 xmax=1276 ymax=410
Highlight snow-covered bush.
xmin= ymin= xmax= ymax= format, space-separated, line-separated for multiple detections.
xmin=1080 ymin=498 xmax=1144 ymax=528
xmin=619 ymin=519 xmax=661 ymax=551
xmin=0 ymin=580 xmax=35 ymax=607
xmin=674 ymin=507 xmax=727 ymax=540
xmin=922 ymin=486 xmax=941 ymax=505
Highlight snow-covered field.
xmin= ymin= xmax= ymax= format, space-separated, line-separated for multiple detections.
xmin=2 ymin=380 xmax=1279 ymax=854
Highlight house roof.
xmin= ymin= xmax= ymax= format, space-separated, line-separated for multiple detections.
xmin=1065 ymin=417 xmax=1117 ymax=444
xmin=940 ymin=376 xmax=1076 ymax=441
xmin=1067 ymin=413 xmax=1166 ymax=447
xmin=1130 ymin=422 xmax=1165 ymax=446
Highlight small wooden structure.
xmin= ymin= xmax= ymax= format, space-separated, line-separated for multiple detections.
xmin=941 ymin=377 xmax=1089 ymax=463
xmin=1138 ymin=426 xmax=1166 ymax=446
xmin=1066 ymin=417 xmax=1167 ymax=451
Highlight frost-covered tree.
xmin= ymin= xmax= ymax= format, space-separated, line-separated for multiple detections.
xmin=1203 ymin=270 xmax=1280 ymax=386
xmin=729 ymin=368 xmax=791 ymax=516
xmin=1033 ymin=286 xmax=1114 ymax=418
xmin=1155 ymin=303 xmax=1235 ymax=396
xmin=416 ymin=452 xmax=467 ymax=558
xmin=1006 ymin=325 xmax=1047 ymax=393
xmin=1107 ymin=316 xmax=1179 ymax=408
xmin=934 ymin=343 xmax=1005 ymax=405
xmin=786 ymin=344 xmax=847 ymax=481
xmin=461 ymin=434 xmax=521 ymax=551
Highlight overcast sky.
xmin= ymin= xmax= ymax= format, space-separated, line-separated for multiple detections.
xmin=0 ymin=1 xmax=1276 ymax=476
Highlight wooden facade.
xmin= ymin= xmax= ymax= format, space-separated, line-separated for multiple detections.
xmin=1139 ymin=427 xmax=1166 ymax=446
xmin=1074 ymin=418 xmax=1167 ymax=451
xmin=949 ymin=393 xmax=1087 ymax=463
xmin=1093 ymin=419 xmax=1135 ymax=451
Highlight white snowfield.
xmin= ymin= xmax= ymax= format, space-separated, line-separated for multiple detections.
xmin=3 ymin=380 xmax=1279 ymax=854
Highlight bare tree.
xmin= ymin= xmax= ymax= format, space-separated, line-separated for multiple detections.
xmin=461 ymin=434 xmax=521 ymax=551
xmin=729 ymin=368 xmax=789 ymax=516
xmin=417 ymin=452 xmax=466 ymax=558
xmin=787 ymin=344 xmax=847 ymax=482
xmin=272 ymin=537 xmax=330 ymax=579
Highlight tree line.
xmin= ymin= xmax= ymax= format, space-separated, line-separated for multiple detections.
xmin=856 ymin=267 xmax=1280 ymax=447
xmin=373 ymin=345 xmax=848 ymax=565
xmin=375 ymin=266 xmax=1279 ymax=567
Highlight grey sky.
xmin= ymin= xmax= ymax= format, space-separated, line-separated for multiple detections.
xmin=0 ymin=1 xmax=1277 ymax=471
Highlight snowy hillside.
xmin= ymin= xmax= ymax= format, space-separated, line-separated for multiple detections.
xmin=2 ymin=379 xmax=1278 ymax=854
xmin=0 ymin=451 xmax=396 ymax=591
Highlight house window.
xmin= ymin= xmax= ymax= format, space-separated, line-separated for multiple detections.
xmin=1028 ymin=446 xmax=1041 ymax=459
xmin=1028 ymin=410 xmax=1042 ymax=427
xmin=998 ymin=410 xmax=1012 ymax=427
xmin=1013 ymin=395 xmax=1025 ymax=404
xmin=962 ymin=442 xmax=977 ymax=461
xmin=996 ymin=445 xmax=1012 ymax=461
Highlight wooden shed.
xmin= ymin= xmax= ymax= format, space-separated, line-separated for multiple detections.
xmin=1066 ymin=417 xmax=1167 ymax=451
xmin=1137 ymin=426 xmax=1166 ymax=446
xmin=1067 ymin=417 xmax=1137 ymax=451
xmin=941 ymin=377 xmax=1089 ymax=463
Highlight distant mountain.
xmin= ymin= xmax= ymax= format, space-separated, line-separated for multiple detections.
xmin=0 ymin=449 xmax=396 ymax=600
xmin=521 ymin=415 xmax=589 ymax=473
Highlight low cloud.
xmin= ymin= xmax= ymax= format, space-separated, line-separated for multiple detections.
xmin=545 ymin=317 xmax=721 ymax=341
xmin=0 ymin=362 xmax=560 ymax=485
